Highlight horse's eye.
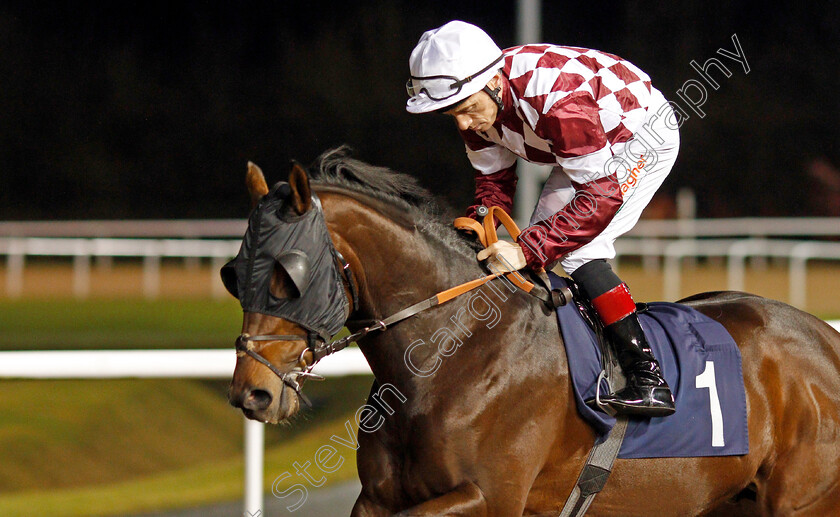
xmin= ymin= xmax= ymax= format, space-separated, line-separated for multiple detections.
xmin=269 ymin=262 xmax=296 ymax=299
xmin=271 ymin=250 xmax=311 ymax=298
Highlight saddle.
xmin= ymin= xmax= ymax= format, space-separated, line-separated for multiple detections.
xmin=454 ymin=208 xmax=748 ymax=516
xmin=557 ymin=273 xmax=631 ymax=412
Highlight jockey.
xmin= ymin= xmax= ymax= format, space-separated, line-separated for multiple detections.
xmin=405 ymin=20 xmax=679 ymax=417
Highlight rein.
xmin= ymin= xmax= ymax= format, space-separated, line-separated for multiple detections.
xmin=235 ymin=267 xmax=518 ymax=406
xmin=233 ymin=250 xmax=359 ymax=408
xmin=234 ymin=200 xmax=621 ymax=515
xmin=236 ymin=205 xmax=569 ymax=407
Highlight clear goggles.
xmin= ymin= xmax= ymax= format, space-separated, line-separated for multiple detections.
xmin=406 ymin=54 xmax=504 ymax=101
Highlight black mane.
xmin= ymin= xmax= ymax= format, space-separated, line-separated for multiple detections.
xmin=309 ymin=146 xmax=435 ymax=211
xmin=308 ymin=146 xmax=483 ymax=254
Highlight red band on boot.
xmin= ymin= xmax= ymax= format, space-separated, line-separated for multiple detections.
xmin=591 ymin=283 xmax=637 ymax=326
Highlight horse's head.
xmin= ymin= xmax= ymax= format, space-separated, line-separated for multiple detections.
xmin=225 ymin=162 xmax=353 ymax=423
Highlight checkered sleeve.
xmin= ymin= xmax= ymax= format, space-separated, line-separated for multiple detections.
xmin=460 ymin=128 xmax=519 ymax=219
xmin=537 ymin=91 xmax=608 ymax=159
xmin=517 ymin=174 xmax=622 ymax=269
xmin=465 ymin=165 xmax=518 ymax=219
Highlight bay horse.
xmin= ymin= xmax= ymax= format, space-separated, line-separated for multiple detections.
xmin=227 ymin=148 xmax=840 ymax=516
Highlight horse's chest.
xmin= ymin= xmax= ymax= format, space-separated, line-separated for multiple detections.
xmin=389 ymin=416 xmax=478 ymax=495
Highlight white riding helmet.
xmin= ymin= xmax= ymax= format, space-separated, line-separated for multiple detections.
xmin=406 ymin=20 xmax=504 ymax=114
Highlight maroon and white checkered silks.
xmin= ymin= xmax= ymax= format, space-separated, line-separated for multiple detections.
xmin=461 ymin=44 xmax=679 ymax=273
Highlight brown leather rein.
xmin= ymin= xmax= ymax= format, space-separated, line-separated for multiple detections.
xmin=235 ymin=206 xmax=568 ymax=407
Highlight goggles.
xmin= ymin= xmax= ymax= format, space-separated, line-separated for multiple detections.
xmin=406 ymin=54 xmax=504 ymax=101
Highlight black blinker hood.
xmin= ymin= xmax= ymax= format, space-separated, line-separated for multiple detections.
xmin=221 ymin=182 xmax=350 ymax=340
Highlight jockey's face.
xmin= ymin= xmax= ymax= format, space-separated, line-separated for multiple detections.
xmin=444 ymin=75 xmax=501 ymax=133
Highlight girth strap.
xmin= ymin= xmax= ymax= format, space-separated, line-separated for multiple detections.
xmin=559 ymin=416 xmax=629 ymax=517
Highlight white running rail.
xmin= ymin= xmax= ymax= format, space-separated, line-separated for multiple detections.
xmin=0 ymin=347 xmax=372 ymax=517
xmin=2 ymin=236 xmax=840 ymax=309
xmin=613 ymin=238 xmax=840 ymax=308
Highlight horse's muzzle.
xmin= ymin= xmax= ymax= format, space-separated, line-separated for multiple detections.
xmin=229 ymin=381 xmax=300 ymax=423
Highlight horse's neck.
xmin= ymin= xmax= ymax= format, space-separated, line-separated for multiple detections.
xmin=321 ymin=191 xmax=488 ymax=380
xmin=321 ymin=190 xmax=570 ymax=409
xmin=323 ymin=191 xmax=479 ymax=319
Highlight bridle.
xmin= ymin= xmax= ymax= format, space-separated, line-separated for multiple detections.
xmin=234 ymin=205 xmax=570 ymax=408
xmin=234 ymin=250 xmax=362 ymax=408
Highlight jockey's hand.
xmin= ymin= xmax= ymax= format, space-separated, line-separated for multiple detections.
xmin=476 ymin=240 xmax=528 ymax=272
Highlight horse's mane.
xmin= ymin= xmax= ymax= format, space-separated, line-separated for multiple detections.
xmin=310 ymin=146 xmax=436 ymax=212
xmin=309 ymin=146 xmax=483 ymax=255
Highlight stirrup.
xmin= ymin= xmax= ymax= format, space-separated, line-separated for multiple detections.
xmin=591 ymin=370 xmax=618 ymax=416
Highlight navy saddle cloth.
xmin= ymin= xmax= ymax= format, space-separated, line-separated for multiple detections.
xmin=548 ymin=273 xmax=749 ymax=459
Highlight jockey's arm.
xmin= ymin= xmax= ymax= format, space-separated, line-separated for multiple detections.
xmin=459 ymin=128 xmax=519 ymax=220
xmin=466 ymin=165 xmax=518 ymax=220
xmin=516 ymin=171 xmax=622 ymax=269
xmin=461 ymin=93 xmax=624 ymax=271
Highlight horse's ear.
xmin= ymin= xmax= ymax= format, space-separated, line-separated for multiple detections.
xmin=288 ymin=161 xmax=312 ymax=215
xmin=246 ymin=162 xmax=270 ymax=209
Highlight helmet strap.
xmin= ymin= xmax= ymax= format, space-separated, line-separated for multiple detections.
xmin=482 ymin=85 xmax=503 ymax=113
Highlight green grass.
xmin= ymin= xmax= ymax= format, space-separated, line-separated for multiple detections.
xmin=0 ymin=417 xmax=363 ymax=517
xmin=0 ymin=379 xmax=242 ymax=490
xmin=0 ymin=375 xmax=374 ymax=515
xmin=0 ymin=299 xmax=242 ymax=350
xmin=0 ymin=298 xmax=372 ymax=515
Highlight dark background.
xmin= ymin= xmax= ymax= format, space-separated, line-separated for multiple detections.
xmin=1 ymin=1 xmax=837 ymax=220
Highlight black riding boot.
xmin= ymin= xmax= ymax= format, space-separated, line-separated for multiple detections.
xmin=571 ymin=259 xmax=675 ymax=418
xmin=599 ymin=313 xmax=676 ymax=417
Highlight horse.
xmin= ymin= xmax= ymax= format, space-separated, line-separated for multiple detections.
xmin=226 ymin=148 xmax=840 ymax=516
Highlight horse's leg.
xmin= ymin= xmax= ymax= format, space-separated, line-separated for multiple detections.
xmin=759 ymin=454 xmax=840 ymax=516
xmin=392 ymin=482 xmax=487 ymax=517
xmin=756 ymin=389 xmax=840 ymax=515
xmin=353 ymin=380 xmax=405 ymax=517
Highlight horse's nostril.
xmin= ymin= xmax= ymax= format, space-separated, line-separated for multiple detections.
xmin=243 ymin=389 xmax=273 ymax=411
